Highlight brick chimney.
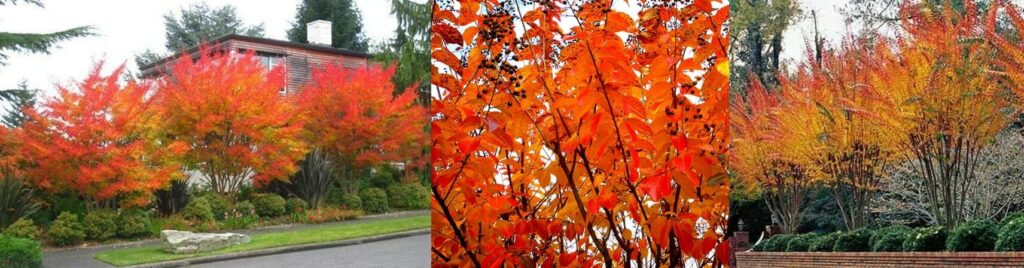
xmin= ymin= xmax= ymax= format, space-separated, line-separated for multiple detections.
xmin=307 ymin=20 xmax=332 ymax=46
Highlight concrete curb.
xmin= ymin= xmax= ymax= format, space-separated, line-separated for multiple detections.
xmin=120 ymin=228 xmax=430 ymax=268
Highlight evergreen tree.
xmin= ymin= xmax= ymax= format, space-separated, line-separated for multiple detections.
xmin=373 ymin=0 xmax=431 ymax=103
xmin=0 ymin=81 xmax=37 ymax=128
xmin=286 ymin=0 xmax=369 ymax=52
xmin=135 ymin=3 xmax=264 ymax=67
xmin=0 ymin=0 xmax=94 ymax=65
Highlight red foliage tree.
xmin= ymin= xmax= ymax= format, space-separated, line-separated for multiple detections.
xmin=296 ymin=64 xmax=427 ymax=192
xmin=19 ymin=64 xmax=184 ymax=207
xmin=156 ymin=49 xmax=307 ymax=194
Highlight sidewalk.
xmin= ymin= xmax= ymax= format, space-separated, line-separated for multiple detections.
xmin=42 ymin=210 xmax=429 ymax=268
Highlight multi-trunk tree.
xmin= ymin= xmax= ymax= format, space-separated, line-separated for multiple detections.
xmin=432 ymin=0 xmax=730 ymax=266
xmin=156 ymin=49 xmax=307 ymax=195
xmin=19 ymin=64 xmax=184 ymax=208
xmin=296 ymin=64 xmax=427 ymax=196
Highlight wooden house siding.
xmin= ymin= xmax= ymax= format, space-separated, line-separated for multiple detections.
xmin=138 ymin=34 xmax=371 ymax=93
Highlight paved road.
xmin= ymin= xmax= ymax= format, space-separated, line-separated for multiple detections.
xmin=193 ymin=234 xmax=429 ymax=268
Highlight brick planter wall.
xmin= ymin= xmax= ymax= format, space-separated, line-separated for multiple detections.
xmin=735 ymin=251 xmax=1024 ymax=267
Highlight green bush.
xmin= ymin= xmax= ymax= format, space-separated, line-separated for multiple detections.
xmin=182 ymin=196 xmax=214 ymax=222
xmin=2 ymin=218 xmax=39 ymax=240
xmin=785 ymin=233 xmax=819 ymax=252
xmin=754 ymin=234 xmax=793 ymax=252
xmin=809 ymin=232 xmax=840 ymax=252
xmin=386 ymin=183 xmax=429 ymax=210
xmin=286 ymin=197 xmax=308 ymax=214
xmin=996 ymin=217 xmax=1024 ymax=251
xmin=198 ymin=193 xmax=230 ymax=220
xmin=340 ymin=194 xmax=362 ymax=210
xmin=233 ymin=201 xmax=256 ymax=217
xmin=902 ymin=226 xmax=947 ymax=252
xmin=252 ymin=194 xmax=287 ymax=217
xmin=366 ymin=165 xmax=400 ymax=189
xmin=0 ymin=234 xmax=42 ymax=268
xmin=326 ymin=187 xmax=344 ymax=206
xmin=238 ymin=184 xmax=256 ymax=203
xmin=47 ymin=212 xmax=84 ymax=246
xmin=359 ymin=187 xmax=390 ymax=214
xmin=1000 ymin=212 xmax=1024 ymax=228
xmin=833 ymin=229 xmax=873 ymax=252
xmin=117 ymin=209 xmax=150 ymax=238
xmin=82 ymin=210 xmax=117 ymax=241
xmin=947 ymin=220 xmax=997 ymax=251
xmin=870 ymin=226 xmax=911 ymax=252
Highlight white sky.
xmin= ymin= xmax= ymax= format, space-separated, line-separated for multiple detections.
xmin=780 ymin=0 xmax=854 ymax=66
xmin=0 ymin=0 xmax=399 ymax=97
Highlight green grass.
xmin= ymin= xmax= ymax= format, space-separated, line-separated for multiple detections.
xmin=94 ymin=215 xmax=429 ymax=267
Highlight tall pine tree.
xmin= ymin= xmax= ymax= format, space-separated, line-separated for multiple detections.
xmin=286 ymin=0 xmax=369 ymax=52
xmin=0 ymin=0 xmax=94 ymax=65
xmin=373 ymin=0 xmax=430 ymax=101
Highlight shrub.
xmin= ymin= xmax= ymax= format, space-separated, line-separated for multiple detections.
xmin=902 ymin=226 xmax=947 ymax=252
xmin=2 ymin=218 xmax=39 ymax=240
xmin=252 ymin=194 xmax=287 ymax=218
xmin=340 ymin=194 xmax=362 ymax=210
xmin=0 ymin=234 xmax=42 ymax=268
xmin=182 ymin=197 xmax=214 ymax=222
xmin=326 ymin=187 xmax=345 ymax=206
xmin=809 ymin=232 xmax=840 ymax=252
xmin=947 ymin=220 xmax=997 ymax=251
xmin=47 ymin=212 xmax=84 ymax=246
xmin=366 ymin=165 xmax=400 ymax=189
xmin=117 ymin=209 xmax=151 ymax=238
xmin=149 ymin=215 xmax=189 ymax=236
xmin=870 ymin=226 xmax=911 ymax=252
xmin=286 ymin=197 xmax=308 ymax=214
xmin=154 ymin=180 xmax=189 ymax=216
xmin=233 ymin=201 xmax=256 ymax=217
xmin=996 ymin=217 xmax=1024 ymax=251
xmin=1000 ymin=212 xmax=1024 ymax=228
xmin=755 ymin=234 xmax=792 ymax=252
xmin=291 ymin=149 xmax=337 ymax=209
xmin=359 ymin=187 xmax=390 ymax=214
xmin=83 ymin=210 xmax=118 ymax=241
xmin=238 ymin=184 xmax=256 ymax=203
xmin=300 ymin=208 xmax=364 ymax=224
xmin=202 ymin=193 xmax=230 ymax=220
xmin=0 ymin=177 xmax=39 ymax=230
xmin=386 ymin=183 xmax=429 ymax=210
xmin=785 ymin=233 xmax=819 ymax=252
xmin=833 ymin=228 xmax=873 ymax=252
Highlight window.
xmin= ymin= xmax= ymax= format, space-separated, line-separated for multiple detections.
xmin=255 ymin=52 xmax=286 ymax=95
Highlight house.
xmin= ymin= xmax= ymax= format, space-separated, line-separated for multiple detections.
xmin=138 ymin=20 xmax=370 ymax=95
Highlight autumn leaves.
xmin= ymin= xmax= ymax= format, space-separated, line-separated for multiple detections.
xmin=7 ymin=49 xmax=426 ymax=209
xmin=431 ymin=0 xmax=729 ymax=266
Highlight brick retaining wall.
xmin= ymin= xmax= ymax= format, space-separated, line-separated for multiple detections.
xmin=735 ymin=251 xmax=1024 ymax=267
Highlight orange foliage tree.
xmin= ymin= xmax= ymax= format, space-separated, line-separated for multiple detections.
xmin=156 ymin=50 xmax=307 ymax=195
xmin=431 ymin=0 xmax=730 ymax=266
xmin=296 ymin=64 xmax=427 ymax=193
xmin=18 ymin=64 xmax=184 ymax=208
xmin=0 ymin=126 xmax=23 ymax=174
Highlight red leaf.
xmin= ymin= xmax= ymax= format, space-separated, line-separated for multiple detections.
xmin=639 ymin=174 xmax=672 ymax=200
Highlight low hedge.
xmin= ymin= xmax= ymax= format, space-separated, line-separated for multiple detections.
xmin=785 ymin=233 xmax=819 ymax=252
xmin=83 ymin=209 xmax=118 ymax=241
xmin=809 ymin=232 xmax=840 ymax=252
xmin=360 ymin=187 xmax=390 ymax=214
xmin=947 ymin=220 xmax=997 ymax=252
xmin=903 ymin=226 xmax=947 ymax=252
xmin=754 ymin=234 xmax=793 ymax=252
xmin=0 ymin=234 xmax=42 ymax=268
xmin=833 ymin=228 xmax=873 ymax=252
xmin=996 ymin=216 xmax=1024 ymax=251
xmin=252 ymin=194 xmax=287 ymax=218
xmin=871 ymin=225 xmax=911 ymax=252
xmin=117 ymin=209 xmax=151 ymax=238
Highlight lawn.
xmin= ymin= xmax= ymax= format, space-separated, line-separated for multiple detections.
xmin=94 ymin=214 xmax=430 ymax=267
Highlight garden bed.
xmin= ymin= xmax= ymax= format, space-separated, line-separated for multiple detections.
xmin=735 ymin=251 xmax=1024 ymax=267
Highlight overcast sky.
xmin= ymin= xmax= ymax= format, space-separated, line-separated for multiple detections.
xmin=780 ymin=0 xmax=854 ymax=65
xmin=0 ymin=0 xmax=398 ymax=97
